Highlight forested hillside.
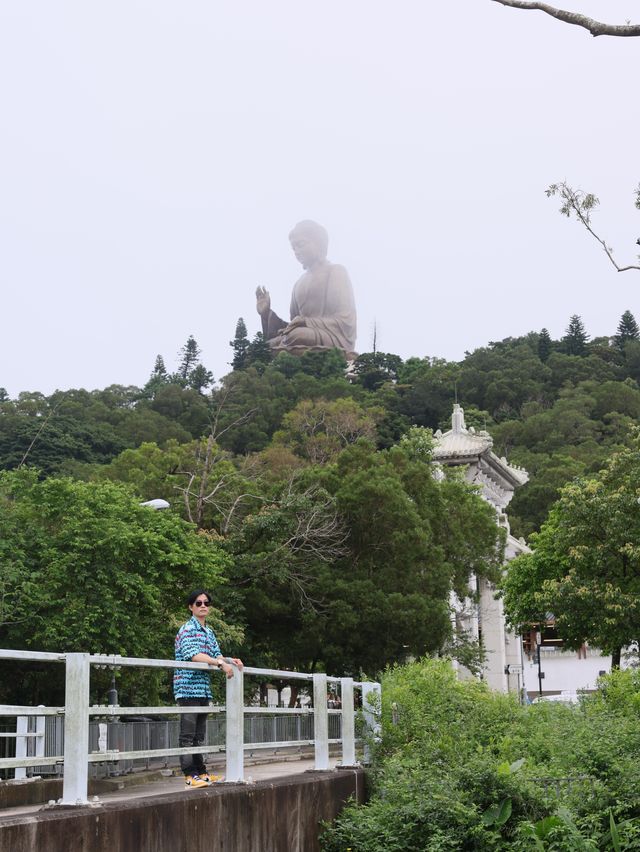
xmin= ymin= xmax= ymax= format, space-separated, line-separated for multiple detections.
xmin=2 ymin=312 xmax=639 ymax=702
xmin=2 ymin=312 xmax=639 ymax=537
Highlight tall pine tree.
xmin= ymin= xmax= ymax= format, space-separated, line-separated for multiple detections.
xmin=537 ymin=328 xmax=552 ymax=362
xmin=614 ymin=310 xmax=640 ymax=352
xmin=562 ymin=314 xmax=589 ymax=357
xmin=188 ymin=363 xmax=214 ymax=393
xmin=230 ymin=318 xmax=250 ymax=370
xmin=143 ymin=354 xmax=169 ymax=398
xmin=152 ymin=355 xmax=167 ymax=378
xmin=176 ymin=336 xmax=201 ymax=382
xmin=246 ymin=332 xmax=272 ymax=372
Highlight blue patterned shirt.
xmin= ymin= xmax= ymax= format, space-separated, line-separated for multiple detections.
xmin=173 ymin=615 xmax=222 ymax=699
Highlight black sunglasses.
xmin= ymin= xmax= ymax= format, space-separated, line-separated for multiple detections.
xmin=193 ymin=599 xmax=211 ymax=607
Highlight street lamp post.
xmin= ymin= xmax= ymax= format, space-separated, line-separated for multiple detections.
xmin=536 ymin=627 xmax=545 ymax=697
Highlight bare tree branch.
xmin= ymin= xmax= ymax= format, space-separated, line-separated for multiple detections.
xmin=173 ymin=387 xmax=261 ymax=529
xmin=270 ymin=484 xmax=349 ymax=564
xmin=179 ymin=471 xmax=197 ymax=524
xmin=208 ymin=383 xmax=257 ymax=443
xmin=17 ymin=394 xmax=67 ymax=468
xmin=491 ymin=1 xmax=640 ymax=37
xmin=232 ymin=479 xmax=348 ymax=612
xmin=546 ymin=181 xmax=640 ymax=273
xmin=221 ymin=492 xmax=267 ymax=535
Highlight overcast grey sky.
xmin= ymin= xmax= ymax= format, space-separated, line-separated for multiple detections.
xmin=1 ymin=1 xmax=638 ymax=398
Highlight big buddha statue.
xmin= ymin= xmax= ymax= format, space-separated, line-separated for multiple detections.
xmin=255 ymin=220 xmax=357 ymax=359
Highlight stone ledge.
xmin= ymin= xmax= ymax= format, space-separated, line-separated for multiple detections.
xmin=0 ymin=768 xmax=367 ymax=852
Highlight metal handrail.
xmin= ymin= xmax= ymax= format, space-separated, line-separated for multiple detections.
xmin=0 ymin=647 xmax=380 ymax=807
xmin=0 ymin=649 xmax=361 ymax=683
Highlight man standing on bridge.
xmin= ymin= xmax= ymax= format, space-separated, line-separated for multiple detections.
xmin=174 ymin=589 xmax=243 ymax=788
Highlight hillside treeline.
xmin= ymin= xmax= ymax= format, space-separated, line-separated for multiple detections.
xmin=2 ymin=311 xmax=640 ymax=538
xmin=1 ymin=312 xmax=639 ymax=703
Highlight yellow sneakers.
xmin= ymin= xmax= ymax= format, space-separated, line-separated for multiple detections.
xmin=203 ymin=773 xmax=222 ymax=783
xmin=185 ymin=774 xmax=209 ymax=789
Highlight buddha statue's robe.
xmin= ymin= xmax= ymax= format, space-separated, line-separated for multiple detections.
xmin=261 ymin=261 xmax=357 ymax=358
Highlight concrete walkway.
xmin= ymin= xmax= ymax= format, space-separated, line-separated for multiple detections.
xmin=0 ymin=757 xmax=345 ymax=822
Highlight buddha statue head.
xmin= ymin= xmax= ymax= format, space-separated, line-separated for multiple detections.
xmin=289 ymin=220 xmax=329 ymax=270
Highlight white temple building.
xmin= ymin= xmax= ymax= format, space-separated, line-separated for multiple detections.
xmin=432 ymin=404 xmax=611 ymax=698
xmin=432 ymin=404 xmax=529 ymax=694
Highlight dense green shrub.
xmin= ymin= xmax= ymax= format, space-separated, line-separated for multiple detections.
xmin=321 ymin=660 xmax=640 ymax=851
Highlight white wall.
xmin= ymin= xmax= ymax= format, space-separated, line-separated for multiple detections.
xmin=525 ymin=649 xmax=611 ymax=695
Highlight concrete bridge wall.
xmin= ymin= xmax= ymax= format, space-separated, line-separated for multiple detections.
xmin=0 ymin=768 xmax=366 ymax=852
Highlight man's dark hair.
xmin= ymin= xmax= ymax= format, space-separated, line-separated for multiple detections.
xmin=187 ymin=589 xmax=212 ymax=607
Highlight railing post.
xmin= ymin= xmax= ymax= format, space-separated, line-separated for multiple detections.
xmin=361 ymin=681 xmax=381 ymax=764
xmin=225 ymin=666 xmax=244 ymax=782
xmin=35 ymin=707 xmax=45 ymax=769
xmin=340 ymin=677 xmax=357 ymax=766
xmin=313 ymin=673 xmax=329 ymax=770
xmin=14 ymin=715 xmax=28 ymax=780
xmin=61 ymin=653 xmax=91 ymax=805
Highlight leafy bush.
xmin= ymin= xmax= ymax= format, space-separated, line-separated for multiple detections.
xmin=321 ymin=660 xmax=640 ymax=851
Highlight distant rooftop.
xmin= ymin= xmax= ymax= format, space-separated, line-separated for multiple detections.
xmin=433 ymin=404 xmax=528 ymax=489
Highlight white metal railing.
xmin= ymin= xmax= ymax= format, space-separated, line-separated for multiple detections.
xmin=0 ymin=710 xmax=46 ymax=780
xmin=0 ymin=648 xmax=380 ymax=806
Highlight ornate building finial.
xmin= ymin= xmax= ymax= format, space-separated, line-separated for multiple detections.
xmin=451 ymin=403 xmax=466 ymax=434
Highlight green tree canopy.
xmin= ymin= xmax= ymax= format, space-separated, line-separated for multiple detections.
xmin=352 ymin=351 xmax=403 ymax=391
xmin=273 ymin=397 xmax=382 ymax=464
xmin=501 ymin=438 xmax=640 ymax=666
xmin=6 ymin=313 xmax=640 ymax=540
xmin=0 ymin=469 xmax=231 ymax=704
xmin=245 ymin=332 xmax=272 ymax=372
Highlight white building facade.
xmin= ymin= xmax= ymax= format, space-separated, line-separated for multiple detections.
xmin=432 ymin=405 xmax=610 ymax=699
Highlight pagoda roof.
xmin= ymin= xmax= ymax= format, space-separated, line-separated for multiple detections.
xmin=433 ymin=404 xmax=528 ymax=489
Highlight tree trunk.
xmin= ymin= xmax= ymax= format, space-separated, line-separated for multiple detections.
xmin=611 ymin=646 xmax=622 ymax=669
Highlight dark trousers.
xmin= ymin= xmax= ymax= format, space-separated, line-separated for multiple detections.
xmin=177 ymin=698 xmax=209 ymax=776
